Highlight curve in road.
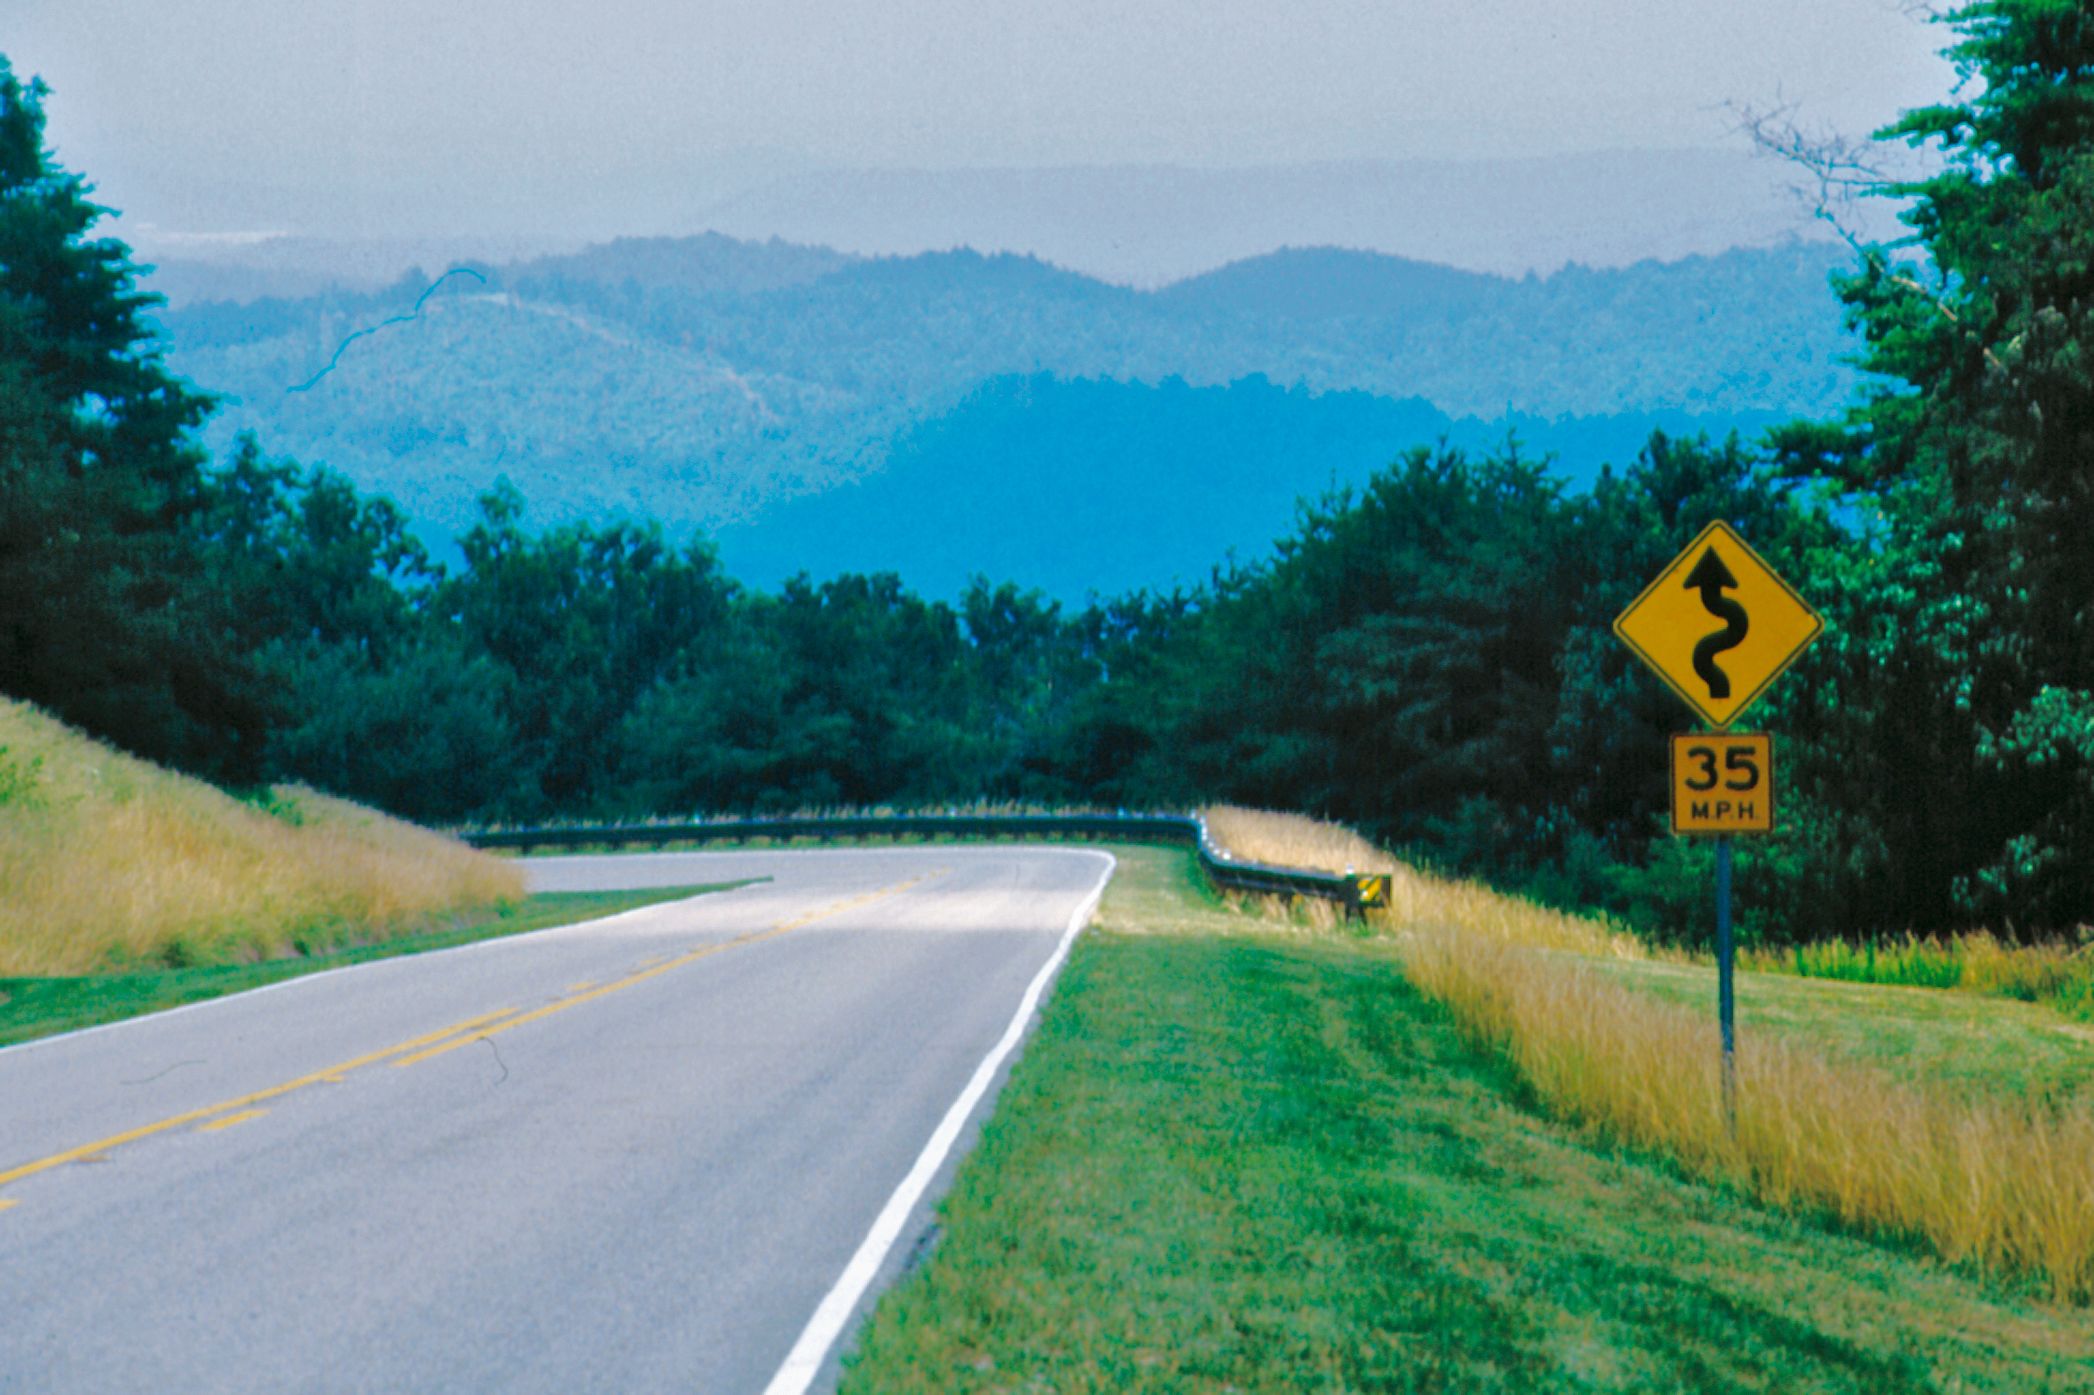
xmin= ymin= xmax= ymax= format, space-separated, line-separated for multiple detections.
xmin=0 ymin=845 xmax=1113 ymax=1395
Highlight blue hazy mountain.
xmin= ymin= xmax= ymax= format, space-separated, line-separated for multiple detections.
xmin=153 ymin=232 xmax=1859 ymax=596
xmin=712 ymin=374 xmax=1789 ymax=601
xmin=1156 ymin=247 xmax=1503 ymax=321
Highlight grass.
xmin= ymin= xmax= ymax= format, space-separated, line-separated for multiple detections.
xmin=0 ymin=884 xmax=742 ymax=1048
xmin=839 ymin=846 xmax=2094 ymax=1392
xmin=1401 ymin=926 xmax=2094 ymax=1305
xmin=1204 ymin=805 xmax=1642 ymax=959
xmin=1200 ymin=804 xmax=1400 ymax=876
xmin=1203 ymin=806 xmax=2094 ymax=1300
xmin=0 ymin=697 xmax=522 ymax=975
xmin=1584 ymin=956 xmax=2094 ymax=1107
xmin=1743 ymin=932 xmax=2094 ymax=1022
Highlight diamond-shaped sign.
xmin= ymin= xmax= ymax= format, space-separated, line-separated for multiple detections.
xmin=1613 ymin=520 xmax=1822 ymax=729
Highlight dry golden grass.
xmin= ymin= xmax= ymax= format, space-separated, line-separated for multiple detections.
xmin=1202 ymin=803 xmax=1642 ymax=958
xmin=1199 ymin=804 xmax=1399 ymax=875
xmin=1201 ymin=802 xmax=2094 ymax=1304
xmin=0 ymin=699 xmax=522 ymax=975
xmin=1403 ymin=928 xmax=2094 ymax=1303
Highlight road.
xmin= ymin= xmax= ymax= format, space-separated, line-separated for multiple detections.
xmin=0 ymin=845 xmax=1113 ymax=1394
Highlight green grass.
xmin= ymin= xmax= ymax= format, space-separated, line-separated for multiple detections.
xmin=0 ymin=883 xmax=748 ymax=1048
xmin=838 ymin=847 xmax=2094 ymax=1393
xmin=1767 ymin=937 xmax=2094 ymax=1023
xmin=1584 ymin=956 xmax=2094 ymax=1109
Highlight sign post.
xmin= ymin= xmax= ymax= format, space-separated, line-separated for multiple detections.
xmin=1715 ymin=835 xmax=1734 ymax=1121
xmin=1614 ymin=521 xmax=1821 ymax=1131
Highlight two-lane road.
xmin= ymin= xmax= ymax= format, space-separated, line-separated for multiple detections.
xmin=0 ymin=846 xmax=1112 ymax=1394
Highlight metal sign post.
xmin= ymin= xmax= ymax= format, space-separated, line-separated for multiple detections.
xmin=1715 ymin=836 xmax=1735 ymax=1127
xmin=1615 ymin=522 xmax=1821 ymax=1136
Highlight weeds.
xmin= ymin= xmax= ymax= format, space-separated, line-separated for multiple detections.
xmin=1746 ymin=931 xmax=2094 ymax=1021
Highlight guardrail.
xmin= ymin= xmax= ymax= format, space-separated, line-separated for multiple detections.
xmin=461 ymin=812 xmax=1389 ymax=918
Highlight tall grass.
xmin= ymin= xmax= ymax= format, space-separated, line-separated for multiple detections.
xmin=0 ymin=699 xmax=522 ymax=976
xmin=1745 ymin=931 xmax=2094 ymax=1020
xmin=1200 ymin=804 xmax=1398 ymax=875
xmin=1202 ymin=804 xmax=1643 ymax=958
xmin=1402 ymin=928 xmax=2094 ymax=1302
xmin=1201 ymin=803 xmax=2094 ymax=1303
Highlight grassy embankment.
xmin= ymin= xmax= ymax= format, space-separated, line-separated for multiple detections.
xmin=841 ymin=842 xmax=2094 ymax=1391
xmin=1203 ymin=802 xmax=2094 ymax=1019
xmin=0 ymin=698 xmax=719 ymax=1045
xmin=1211 ymin=806 xmax=2094 ymax=1303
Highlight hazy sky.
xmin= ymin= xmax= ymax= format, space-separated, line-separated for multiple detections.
xmin=11 ymin=0 xmax=1957 ymax=242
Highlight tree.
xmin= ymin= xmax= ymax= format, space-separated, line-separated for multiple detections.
xmin=1770 ymin=0 xmax=2094 ymax=927
xmin=0 ymin=60 xmax=271 ymax=778
xmin=441 ymin=483 xmax=737 ymax=814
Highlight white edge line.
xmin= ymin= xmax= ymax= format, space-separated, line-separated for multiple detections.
xmin=760 ymin=848 xmax=1117 ymax=1395
xmin=0 ymin=879 xmax=771 ymax=1060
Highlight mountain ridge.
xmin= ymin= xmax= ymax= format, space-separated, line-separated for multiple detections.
xmin=150 ymin=230 xmax=1863 ymax=596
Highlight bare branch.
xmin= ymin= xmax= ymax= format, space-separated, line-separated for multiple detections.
xmin=1731 ymin=97 xmax=2005 ymax=375
xmin=1728 ymin=99 xmax=1891 ymax=220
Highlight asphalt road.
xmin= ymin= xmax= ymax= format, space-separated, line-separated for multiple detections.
xmin=0 ymin=846 xmax=1113 ymax=1394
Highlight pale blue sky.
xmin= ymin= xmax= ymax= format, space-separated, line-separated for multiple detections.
xmin=10 ymin=0 xmax=1957 ymax=248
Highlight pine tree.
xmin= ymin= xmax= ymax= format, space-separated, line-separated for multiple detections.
xmin=0 ymin=58 xmax=270 ymax=778
xmin=1775 ymin=1 xmax=2094 ymax=925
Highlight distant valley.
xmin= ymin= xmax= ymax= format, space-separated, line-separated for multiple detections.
xmin=153 ymin=232 xmax=1862 ymax=600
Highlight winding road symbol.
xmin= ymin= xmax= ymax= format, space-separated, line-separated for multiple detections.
xmin=1684 ymin=548 xmax=1749 ymax=699
xmin=1611 ymin=520 xmax=1822 ymax=729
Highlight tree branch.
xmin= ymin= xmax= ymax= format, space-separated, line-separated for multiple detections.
xmin=1730 ymin=98 xmax=2006 ymax=375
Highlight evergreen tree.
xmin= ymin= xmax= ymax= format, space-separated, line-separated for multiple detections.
xmin=1774 ymin=0 xmax=2094 ymax=925
xmin=0 ymin=60 xmax=271 ymax=778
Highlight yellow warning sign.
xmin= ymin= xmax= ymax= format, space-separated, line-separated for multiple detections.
xmin=1670 ymin=732 xmax=1774 ymax=835
xmin=1354 ymin=873 xmax=1391 ymax=908
xmin=1614 ymin=520 xmax=1822 ymax=729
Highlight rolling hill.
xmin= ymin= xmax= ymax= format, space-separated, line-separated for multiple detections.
xmin=710 ymin=374 xmax=1791 ymax=600
xmin=151 ymin=233 xmax=1862 ymax=596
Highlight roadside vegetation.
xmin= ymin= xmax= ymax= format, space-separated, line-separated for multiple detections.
xmin=1744 ymin=932 xmax=2094 ymax=1022
xmin=840 ymin=845 xmax=2094 ymax=1391
xmin=1205 ymin=806 xmax=2094 ymax=1303
xmin=0 ymin=698 xmax=520 ymax=976
xmin=0 ymin=885 xmax=720 ymax=1049
xmin=0 ymin=697 xmax=753 ymax=1046
xmin=1399 ymin=924 xmax=2094 ymax=1304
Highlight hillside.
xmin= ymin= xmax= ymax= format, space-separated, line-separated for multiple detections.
xmin=0 ymin=698 xmax=521 ymax=976
xmin=152 ymin=234 xmax=1860 ymax=587
xmin=1156 ymin=247 xmax=1502 ymax=321
xmin=712 ymin=374 xmax=1788 ymax=600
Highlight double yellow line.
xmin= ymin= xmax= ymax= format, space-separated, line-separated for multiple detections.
xmin=0 ymin=1007 xmax=519 ymax=1191
xmin=0 ymin=872 xmax=937 ymax=1202
xmin=391 ymin=873 xmax=930 ymax=1067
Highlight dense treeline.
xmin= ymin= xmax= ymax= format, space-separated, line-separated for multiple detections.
xmin=3 ymin=1 xmax=2089 ymax=943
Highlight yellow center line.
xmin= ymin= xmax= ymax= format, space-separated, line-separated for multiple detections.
xmin=0 ymin=1198 xmax=17 ymax=1212
xmin=393 ymin=872 xmax=938 ymax=1069
xmin=194 ymin=1109 xmax=267 ymax=1134
xmin=0 ymin=872 xmax=943 ymax=1198
xmin=0 ymin=1007 xmax=518 ymax=1191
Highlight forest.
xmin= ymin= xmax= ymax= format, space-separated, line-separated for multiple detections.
xmin=3 ymin=0 xmax=2089 ymax=945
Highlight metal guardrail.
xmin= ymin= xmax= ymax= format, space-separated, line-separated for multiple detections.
xmin=461 ymin=811 xmax=1388 ymax=918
